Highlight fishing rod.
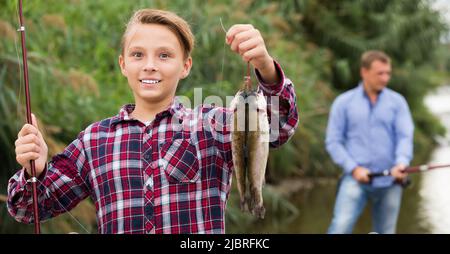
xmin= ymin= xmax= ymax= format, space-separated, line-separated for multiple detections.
xmin=368 ymin=164 xmax=450 ymax=178
xmin=368 ymin=164 xmax=450 ymax=188
xmin=17 ymin=0 xmax=41 ymax=234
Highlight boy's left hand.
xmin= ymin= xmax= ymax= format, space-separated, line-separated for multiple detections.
xmin=226 ymin=24 xmax=278 ymax=84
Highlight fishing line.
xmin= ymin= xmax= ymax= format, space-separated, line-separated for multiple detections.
xmin=14 ymin=0 xmax=24 ymax=131
xmin=219 ymin=18 xmax=253 ymax=99
xmin=35 ymin=178 xmax=92 ymax=234
xmin=219 ymin=17 xmax=228 ymax=96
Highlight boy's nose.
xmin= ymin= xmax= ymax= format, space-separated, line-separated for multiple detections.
xmin=143 ymin=59 xmax=158 ymax=72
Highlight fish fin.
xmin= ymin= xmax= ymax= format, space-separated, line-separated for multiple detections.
xmin=252 ymin=205 xmax=266 ymax=219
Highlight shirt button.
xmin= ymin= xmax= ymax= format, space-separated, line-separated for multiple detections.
xmin=145 ymin=177 xmax=153 ymax=190
xmin=143 ymin=152 xmax=151 ymax=160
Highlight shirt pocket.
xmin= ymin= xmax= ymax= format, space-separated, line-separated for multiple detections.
xmin=159 ymin=138 xmax=201 ymax=183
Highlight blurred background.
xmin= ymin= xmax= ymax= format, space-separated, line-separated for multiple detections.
xmin=1 ymin=0 xmax=450 ymax=234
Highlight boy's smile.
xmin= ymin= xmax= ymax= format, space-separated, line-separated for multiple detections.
xmin=140 ymin=79 xmax=161 ymax=85
xmin=140 ymin=78 xmax=162 ymax=89
xmin=119 ymin=23 xmax=192 ymax=112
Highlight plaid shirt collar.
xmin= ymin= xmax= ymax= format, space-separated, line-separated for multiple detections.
xmin=110 ymin=97 xmax=186 ymax=126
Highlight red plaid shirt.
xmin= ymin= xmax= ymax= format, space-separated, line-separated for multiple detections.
xmin=7 ymin=62 xmax=298 ymax=233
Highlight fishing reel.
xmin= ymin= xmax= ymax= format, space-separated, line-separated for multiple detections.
xmin=368 ymin=170 xmax=412 ymax=189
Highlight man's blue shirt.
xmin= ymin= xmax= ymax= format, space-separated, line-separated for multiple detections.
xmin=326 ymin=83 xmax=414 ymax=187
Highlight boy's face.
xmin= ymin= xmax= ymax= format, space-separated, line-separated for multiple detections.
xmin=119 ymin=23 xmax=192 ymax=107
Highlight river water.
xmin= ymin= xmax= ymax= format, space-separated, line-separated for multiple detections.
xmin=228 ymin=86 xmax=450 ymax=234
xmin=418 ymin=86 xmax=450 ymax=233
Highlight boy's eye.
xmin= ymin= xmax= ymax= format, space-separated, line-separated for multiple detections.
xmin=159 ymin=53 xmax=169 ymax=59
xmin=131 ymin=52 xmax=143 ymax=58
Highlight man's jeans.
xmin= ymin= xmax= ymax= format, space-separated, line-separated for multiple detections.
xmin=327 ymin=175 xmax=403 ymax=234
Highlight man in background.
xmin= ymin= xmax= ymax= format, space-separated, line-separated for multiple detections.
xmin=326 ymin=50 xmax=414 ymax=234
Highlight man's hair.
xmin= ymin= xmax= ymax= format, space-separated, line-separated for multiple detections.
xmin=360 ymin=50 xmax=391 ymax=69
xmin=120 ymin=9 xmax=194 ymax=59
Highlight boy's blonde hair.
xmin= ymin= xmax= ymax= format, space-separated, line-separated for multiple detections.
xmin=120 ymin=9 xmax=195 ymax=59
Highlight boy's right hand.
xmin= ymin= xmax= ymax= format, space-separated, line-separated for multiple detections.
xmin=15 ymin=113 xmax=48 ymax=177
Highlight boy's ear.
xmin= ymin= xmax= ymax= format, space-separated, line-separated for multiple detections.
xmin=180 ymin=57 xmax=192 ymax=79
xmin=119 ymin=55 xmax=127 ymax=76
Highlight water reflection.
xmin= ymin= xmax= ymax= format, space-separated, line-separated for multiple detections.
xmin=418 ymin=146 xmax=450 ymax=233
xmin=419 ymin=87 xmax=450 ymax=233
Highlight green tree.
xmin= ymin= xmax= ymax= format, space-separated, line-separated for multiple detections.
xmin=288 ymin=0 xmax=448 ymax=163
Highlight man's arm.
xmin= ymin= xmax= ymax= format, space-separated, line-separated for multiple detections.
xmin=394 ymin=97 xmax=414 ymax=166
xmin=391 ymin=97 xmax=414 ymax=181
xmin=325 ymin=98 xmax=358 ymax=175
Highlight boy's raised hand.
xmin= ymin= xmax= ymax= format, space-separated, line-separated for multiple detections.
xmin=15 ymin=113 xmax=48 ymax=177
xmin=226 ymin=24 xmax=279 ymax=84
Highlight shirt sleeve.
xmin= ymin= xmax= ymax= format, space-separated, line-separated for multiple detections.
xmin=325 ymin=97 xmax=358 ymax=174
xmin=7 ymin=131 xmax=91 ymax=224
xmin=256 ymin=61 xmax=299 ymax=148
xmin=394 ymin=97 xmax=414 ymax=166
